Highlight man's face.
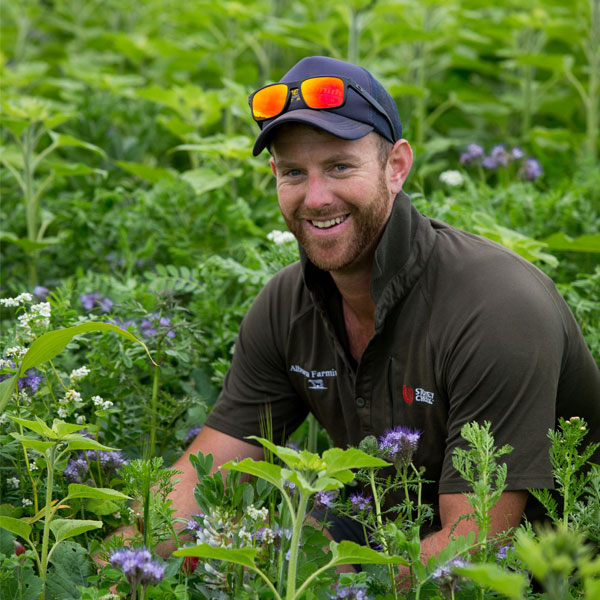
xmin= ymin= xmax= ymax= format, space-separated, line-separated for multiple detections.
xmin=270 ymin=124 xmax=395 ymax=275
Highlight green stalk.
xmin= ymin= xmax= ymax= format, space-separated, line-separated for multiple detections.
xmin=587 ymin=0 xmax=599 ymax=161
xmin=149 ymin=358 xmax=160 ymax=458
xmin=285 ymin=492 xmax=309 ymax=600
xmin=348 ymin=8 xmax=359 ymax=64
xmin=22 ymin=124 xmax=39 ymax=286
xmin=39 ymin=444 xmax=57 ymax=588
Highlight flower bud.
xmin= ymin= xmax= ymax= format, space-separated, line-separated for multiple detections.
xmin=14 ymin=540 xmax=26 ymax=556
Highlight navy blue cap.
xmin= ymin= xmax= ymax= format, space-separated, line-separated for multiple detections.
xmin=251 ymin=56 xmax=402 ymax=156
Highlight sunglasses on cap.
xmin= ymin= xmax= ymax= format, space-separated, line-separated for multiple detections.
xmin=248 ymin=75 xmax=399 ymax=141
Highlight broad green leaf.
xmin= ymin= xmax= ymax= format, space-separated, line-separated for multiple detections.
xmin=66 ymin=484 xmax=129 ymax=502
xmin=20 ymin=322 xmax=155 ymax=374
xmin=10 ymin=434 xmax=56 ymax=452
xmin=0 ymin=118 xmax=29 ymax=137
xmin=117 ymin=160 xmax=177 ymax=183
xmin=45 ymin=161 xmax=107 ymax=178
xmin=85 ymin=498 xmax=121 ymax=516
xmin=221 ymin=458 xmax=283 ymax=490
xmin=49 ymin=519 xmax=103 ymax=544
xmin=0 ymin=515 xmax=32 ymax=540
xmin=329 ymin=541 xmax=408 ymax=566
xmin=455 ymin=563 xmax=526 ymax=599
xmin=247 ymin=436 xmax=308 ymax=470
xmin=542 ymin=232 xmax=600 ymax=253
xmin=47 ymin=132 xmax=106 ymax=156
xmin=52 ymin=420 xmax=87 ymax=437
xmin=512 ymin=54 xmax=569 ymax=72
xmin=10 ymin=416 xmax=56 ymax=438
xmin=65 ymin=438 xmax=117 ymax=452
xmin=0 ymin=376 xmax=16 ymax=413
xmin=173 ymin=543 xmax=258 ymax=569
xmin=180 ymin=168 xmax=233 ymax=196
xmin=323 ymin=447 xmax=390 ymax=475
xmin=0 ymin=230 xmax=60 ymax=253
xmin=46 ymin=542 xmax=93 ymax=599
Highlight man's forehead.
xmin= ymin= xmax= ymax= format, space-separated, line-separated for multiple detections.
xmin=270 ymin=123 xmax=376 ymax=158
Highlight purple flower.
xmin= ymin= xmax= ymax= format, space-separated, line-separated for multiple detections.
xmin=349 ymin=492 xmax=371 ymax=512
xmin=313 ymin=491 xmax=336 ymax=512
xmin=186 ymin=514 xmax=204 ymax=533
xmin=481 ymin=155 xmax=498 ymax=170
xmin=81 ymin=293 xmax=113 ymax=313
xmin=185 ymin=426 xmax=202 ymax=444
xmin=521 ymin=158 xmax=543 ymax=181
xmin=459 ymin=143 xmax=484 ymax=165
xmin=511 ymin=146 xmax=524 ymax=160
xmin=110 ymin=547 xmax=165 ymax=588
xmin=106 ymin=317 xmax=135 ymax=330
xmin=496 ymin=544 xmax=511 ymax=561
xmin=490 ymin=144 xmax=509 ymax=166
xmin=432 ymin=558 xmax=467 ymax=595
xmin=33 ymin=286 xmax=49 ymax=300
xmin=17 ymin=370 xmax=43 ymax=393
xmin=330 ymin=584 xmax=370 ymax=599
xmin=378 ymin=426 xmax=421 ymax=466
xmin=64 ymin=449 xmax=128 ymax=484
xmin=64 ymin=457 xmax=89 ymax=484
xmin=140 ymin=313 xmax=175 ymax=338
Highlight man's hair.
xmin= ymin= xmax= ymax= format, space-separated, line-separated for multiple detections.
xmin=375 ymin=134 xmax=393 ymax=168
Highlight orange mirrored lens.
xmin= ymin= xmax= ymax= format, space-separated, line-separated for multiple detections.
xmin=252 ymin=84 xmax=288 ymax=119
xmin=301 ymin=77 xmax=344 ymax=109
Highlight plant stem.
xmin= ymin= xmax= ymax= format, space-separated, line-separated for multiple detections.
xmin=587 ymin=0 xmax=599 ymax=161
xmin=286 ymin=492 xmax=309 ymax=600
xmin=149 ymin=358 xmax=160 ymax=458
xmin=39 ymin=444 xmax=57 ymax=589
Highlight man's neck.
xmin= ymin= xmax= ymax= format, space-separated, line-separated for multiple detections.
xmin=331 ymin=265 xmax=376 ymax=363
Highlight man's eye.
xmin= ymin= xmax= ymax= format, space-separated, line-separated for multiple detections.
xmin=285 ymin=169 xmax=301 ymax=177
xmin=334 ymin=164 xmax=349 ymax=171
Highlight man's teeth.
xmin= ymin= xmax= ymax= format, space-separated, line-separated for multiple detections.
xmin=311 ymin=215 xmax=348 ymax=229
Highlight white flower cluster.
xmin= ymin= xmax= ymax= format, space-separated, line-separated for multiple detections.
xmin=7 ymin=477 xmax=20 ymax=488
xmin=439 ymin=169 xmax=465 ymax=187
xmin=70 ymin=366 xmax=91 ymax=382
xmin=60 ymin=389 xmax=82 ymax=404
xmin=22 ymin=498 xmax=33 ymax=507
xmin=58 ymin=407 xmax=68 ymax=418
xmin=5 ymin=346 xmax=27 ymax=359
xmin=16 ymin=302 xmax=51 ymax=339
xmin=246 ymin=504 xmax=268 ymax=522
xmin=267 ymin=230 xmax=296 ymax=245
xmin=0 ymin=293 xmax=33 ymax=307
xmin=92 ymin=395 xmax=113 ymax=410
xmin=0 ymin=359 xmax=15 ymax=370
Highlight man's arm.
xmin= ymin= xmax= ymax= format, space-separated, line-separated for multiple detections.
xmin=103 ymin=425 xmax=263 ymax=558
xmin=396 ymin=490 xmax=528 ymax=585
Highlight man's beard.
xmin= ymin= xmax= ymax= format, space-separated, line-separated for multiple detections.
xmin=285 ymin=177 xmax=392 ymax=274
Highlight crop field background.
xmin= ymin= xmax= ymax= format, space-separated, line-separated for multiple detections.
xmin=0 ymin=1 xmax=599 ymax=599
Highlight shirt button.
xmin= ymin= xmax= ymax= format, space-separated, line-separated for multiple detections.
xmin=356 ymin=396 xmax=366 ymax=408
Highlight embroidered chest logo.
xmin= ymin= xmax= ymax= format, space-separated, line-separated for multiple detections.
xmin=290 ymin=364 xmax=337 ymax=391
xmin=403 ymin=386 xmax=435 ymax=405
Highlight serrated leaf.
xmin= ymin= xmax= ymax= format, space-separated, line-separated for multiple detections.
xmin=66 ymin=484 xmax=129 ymax=502
xmin=0 ymin=515 xmax=32 ymax=540
xmin=173 ymin=543 xmax=258 ymax=569
xmin=49 ymin=518 xmax=102 ymax=543
xmin=455 ymin=563 xmax=526 ymax=599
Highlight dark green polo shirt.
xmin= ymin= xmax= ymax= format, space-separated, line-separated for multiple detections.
xmin=206 ymin=192 xmax=600 ymax=529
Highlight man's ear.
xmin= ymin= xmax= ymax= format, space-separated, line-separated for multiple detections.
xmin=270 ymin=156 xmax=277 ymax=177
xmin=387 ymin=139 xmax=413 ymax=194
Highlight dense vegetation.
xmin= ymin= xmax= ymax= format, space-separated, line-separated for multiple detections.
xmin=1 ymin=1 xmax=599 ymax=598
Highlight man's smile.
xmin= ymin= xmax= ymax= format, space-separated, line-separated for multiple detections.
xmin=310 ymin=214 xmax=350 ymax=229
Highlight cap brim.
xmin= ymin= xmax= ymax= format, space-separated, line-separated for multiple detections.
xmin=252 ymin=109 xmax=374 ymax=156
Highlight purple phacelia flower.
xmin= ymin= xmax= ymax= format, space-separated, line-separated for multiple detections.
xmin=378 ymin=426 xmax=421 ymax=466
xmin=490 ymin=144 xmax=509 ymax=166
xmin=81 ymin=293 xmax=113 ymax=313
xmin=15 ymin=369 xmax=44 ymax=394
xmin=185 ymin=426 xmax=202 ymax=444
xmin=140 ymin=313 xmax=175 ymax=338
xmin=349 ymin=492 xmax=371 ymax=512
xmin=432 ymin=558 xmax=467 ymax=595
xmin=481 ymin=155 xmax=498 ymax=170
xmin=329 ymin=584 xmax=370 ymax=599
xmin=110 ymin=547 xmax=165 ymax=587
xmin=313 ymin=491 xmax=336 ymax=512
xmin=521 ymin=158 xmax=543 ymax=181
xmin=33 ymin=286 xmax=49 ymax=300
xmin=511 ymin=146 xmax=524 ymax=160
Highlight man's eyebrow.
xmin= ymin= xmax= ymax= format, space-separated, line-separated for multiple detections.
xmin=274 ymin=151 xmax=362 ymax=169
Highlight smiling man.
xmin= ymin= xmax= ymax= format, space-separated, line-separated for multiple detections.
xmin=170 ymin=56 xmax=600 ymax=576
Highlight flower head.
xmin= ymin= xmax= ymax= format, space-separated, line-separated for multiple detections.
xmin=378 ymin=426 xmax=421 ymax=466
xmin=521 ymin=157 xmax=543 ymax=181
xmin=329 ymin=584 xmax=370 ymax=599
xmin=110 ymin=547 xmax=165 ymax=588
xmin=185 ymin=426 xmax=202 ymax=444
xmin=439 ymin=170 xmax=464 ymax=187
xmin=81 ymin=293 xmax=113 ymax=313
xmin=349 ymin=492 xmax=371 ymax=513
xmin=267 ymin=230 xmax=296 ymax=245
xmin=313 ymin=490 xmax=337 ymax=512
xmin=432 ymin=558 xmax=467 ymax=596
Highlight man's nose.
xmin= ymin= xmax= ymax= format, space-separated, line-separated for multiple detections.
xmin=303 ymin=173 xmax=332 ymax=211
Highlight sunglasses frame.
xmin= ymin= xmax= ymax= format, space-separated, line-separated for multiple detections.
xmin=249 ymin=75 xmax=398 ymax=141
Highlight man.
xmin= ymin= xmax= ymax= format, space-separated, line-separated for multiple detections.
xmin=170 ymin=56 xmax=600 ymax=569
